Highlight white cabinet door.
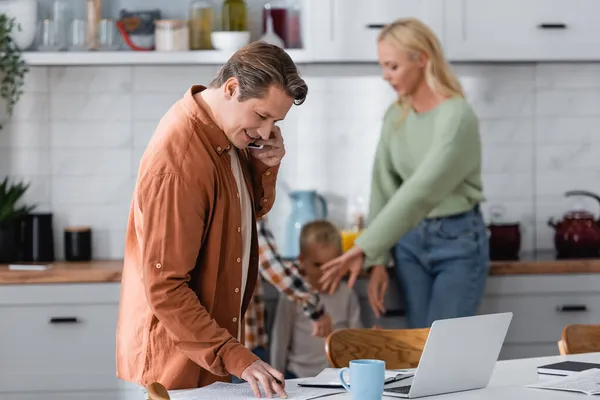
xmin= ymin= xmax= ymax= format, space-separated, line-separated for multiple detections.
xmin=0 ymin=283 xmax=126 ymax=393
xmin=310 ymin=0 xmax=445 ymax=62
xmin=445 ymin=0 xmax=600 ymax=61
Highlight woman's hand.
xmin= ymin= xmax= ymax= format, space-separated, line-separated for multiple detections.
xmin=319 ymin=247 xmax=365 ymax=294
xmin=368 ymin=265 xmax=389 ymax=318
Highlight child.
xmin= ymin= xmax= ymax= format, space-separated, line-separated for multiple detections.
xmin=270 ymin=220 xmax=363 ymax=379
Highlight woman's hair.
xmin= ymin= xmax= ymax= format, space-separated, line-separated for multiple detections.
xmin=378 ymin=18 xmax=464 ymax=118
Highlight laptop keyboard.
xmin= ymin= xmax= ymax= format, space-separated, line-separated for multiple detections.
xmin=386 ymin=385 xmax=412 ymax=394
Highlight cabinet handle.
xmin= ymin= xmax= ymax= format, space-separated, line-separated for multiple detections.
xmin=556 ymin=305 xmax=588 ymax=312
xmin=538 ymin=23 xmax=567 ymax=29
xmin=366 ymin=24 xmax=386 ymax=29
xmin=49 ymin=317 xmax=80 ymax=324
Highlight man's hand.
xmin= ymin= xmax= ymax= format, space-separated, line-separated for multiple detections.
xmin=249 ymin=126 xmax=285 ymax=167
xmin=240 ymin=360 xmax=287 ymax=399
xmin=368 ymin=265 xmax=389 ymax=318
xmin=311 ymin=312 xmax=333 ymax=337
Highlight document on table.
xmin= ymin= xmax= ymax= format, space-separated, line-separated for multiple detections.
xmin=169 ymin=381 xmax=344 ymax=400
xmin=527 ymin=368 xmax=600 ymax=395
xmin=298 ymin=367 xmax=414 ymax=388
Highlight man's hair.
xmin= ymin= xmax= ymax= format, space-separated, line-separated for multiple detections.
xmin=300 ymin=220 xmax=342 ymax=254
xmin=208 ymin=41 xmax=308 ymax=105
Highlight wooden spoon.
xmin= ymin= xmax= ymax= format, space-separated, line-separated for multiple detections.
xmin=146 ymin=382 xmax=171 ymax=400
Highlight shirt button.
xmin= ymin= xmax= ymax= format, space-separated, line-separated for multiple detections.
xmin=217 ymin=146 xmax=222 ymax=151
xmin=237 ymin=227 xmax=241 ymax=232
xmin=232 ymin=317 xmax=238 ymax=323
xmin=237 ymin=257 xmax=241 ymax=263
xmin=236 ymin=193 xmax=240 ymax=198
xmin=155 ymin=263 xmax=162 ymax=269
xmin=265 ymin=171 xmax=271 ymax=176
xmin=262 ymin=198 xmax=268 ymax=203
xmin=235 ymin=288 xmax=240 ymax=293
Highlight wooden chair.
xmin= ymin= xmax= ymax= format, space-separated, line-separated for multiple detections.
xmin=325 ymin=328 xmax=430 ymax=369
xmin=146 ymin=382 xmax=171 ymax=400
xmin=557 ymin=324 xmax=600 ymax=355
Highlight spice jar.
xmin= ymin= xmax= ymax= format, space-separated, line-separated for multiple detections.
xmin=189 ymin=0 xmax=214 ymax=50
xmin=155 ymin=20 xmax=189 ymax=51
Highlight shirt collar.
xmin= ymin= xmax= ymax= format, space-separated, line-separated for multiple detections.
xmin=181 ymin=85 xmax=232 ymax=155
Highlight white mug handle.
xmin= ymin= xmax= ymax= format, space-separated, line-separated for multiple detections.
xmin=338 ymin=367 xmax=351 ymax=392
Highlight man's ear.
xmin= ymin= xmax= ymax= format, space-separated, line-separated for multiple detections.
xmin=223 ymin=77 xmax=239 ymax=100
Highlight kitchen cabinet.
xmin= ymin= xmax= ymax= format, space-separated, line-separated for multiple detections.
xmin=308 ymin=0 xmax=444 ymax=62
xmin=0 ymin=283 xmax=137 ymax=399
xmin=479 ymin=273 xmax=600 ymax=360
xmin=444 ymin=0 xmax=600 ymax=61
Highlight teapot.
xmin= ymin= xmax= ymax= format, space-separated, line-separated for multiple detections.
xmin=548 ymin=190 xmax=600 ymax=259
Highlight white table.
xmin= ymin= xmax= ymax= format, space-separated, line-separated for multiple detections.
xmin=327 ymin=352 xmax=600 ymax=399
xmin=170 ymin=352 xmax=600 ymax=399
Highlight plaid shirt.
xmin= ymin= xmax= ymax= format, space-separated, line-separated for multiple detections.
xmin=244 ymin=218 xmax=325 ymax=350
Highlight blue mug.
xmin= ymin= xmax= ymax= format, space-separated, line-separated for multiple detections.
xmin=338 ymin=359 xmax=385 ymax=400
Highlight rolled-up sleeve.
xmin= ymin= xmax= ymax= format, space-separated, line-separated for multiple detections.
xmin=139 ymin=172 xmax=258 ymax=378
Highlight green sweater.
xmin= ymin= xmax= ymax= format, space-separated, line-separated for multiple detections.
xmin=354 ymin=97 xmax=484 ymax=267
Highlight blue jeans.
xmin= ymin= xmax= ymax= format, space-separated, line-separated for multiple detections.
xmin=393 ymin=207 xmax=490 ymax=329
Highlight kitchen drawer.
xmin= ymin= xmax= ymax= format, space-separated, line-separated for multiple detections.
xmin=479 ymin=293 xmax=600 ymax=344
xmin=445 ymin=0 xmax=600 ymax=61
xmin=0 ymin=283 xmax=125 ymax=392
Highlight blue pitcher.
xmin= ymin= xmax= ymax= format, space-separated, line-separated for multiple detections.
xmin=284 ymin=190 xmax=328 ymax=258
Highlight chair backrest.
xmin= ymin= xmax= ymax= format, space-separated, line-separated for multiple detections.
xmin=325 ymin=328 xmax=430 ymax=369
xmin=146 ymin=382 xmax=171 ymax=400
xmin=558 ymin=324 xmax=600 ymax=355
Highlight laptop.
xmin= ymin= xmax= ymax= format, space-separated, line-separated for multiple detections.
xmin=383 ymin=312 xmax=513 ymax=398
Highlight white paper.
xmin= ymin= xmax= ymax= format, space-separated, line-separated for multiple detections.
xmin=298 ymin=368 xmax=414 ymax=387
xmin=169 ymin=381 xmax=344 ymax=400
xmin=8 ymin=264 xmax=50 ymax=271
xmin=527 ymin=368 xmax=600 ymax=395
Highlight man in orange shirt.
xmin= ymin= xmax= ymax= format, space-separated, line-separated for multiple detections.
xmin=116 ymin=42 xmax=308 ymax=399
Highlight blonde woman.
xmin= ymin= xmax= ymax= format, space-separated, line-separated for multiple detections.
xmin=320 ymin=18 xmax=489 ymax=329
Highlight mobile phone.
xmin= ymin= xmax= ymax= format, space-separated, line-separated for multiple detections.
xmin=248 ymin=142 xmax=264 ymax=149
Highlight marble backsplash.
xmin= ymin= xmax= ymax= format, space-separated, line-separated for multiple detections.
xmin=1 ymin=62 xmax=599 ymax=260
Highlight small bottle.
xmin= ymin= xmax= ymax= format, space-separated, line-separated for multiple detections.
xmin=222 ymin=0 xmax=247 ymax=32
xmin=260 ymin=5 xmax=284 ymax=48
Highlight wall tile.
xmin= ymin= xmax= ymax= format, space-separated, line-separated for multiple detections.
xmin=0 ymin=149 xmax=51 ymax=176
xmin=132 ymin=66 xmax=221 ymax=93
xmin=51 ymin=176 xmax=135 ymax=205
xmin=132 ymin=93 xmax=180 ymax=121
xmin=52 ymin=203 xmax=130 ymax=232
xmin=536 ymin=117 xmax=600 ymax=143
xmin=51 ymin=121 xmax=133 ymax=148
xmin=23 ymin=67 xmax=49 ymax=93
xmin=0 ymin=122 xmax=49 ymax=148
xmin=5 ymin=174 xmax=52 ymax=208
xmin=478 ymin=118 xmax=534 ymax=144
xmin=49 ymin=66 xmax=132 ymax=93
xmin=133 ymin=121 xmax=159 ymax=148
xmin=52 ymin=149 xmax=132 ymax=176
xmin=536 ymin=89 xmax=600 ymax=116
xmin=482 ymin=144 xmax=532 ymax=174
xmin=0 ymin=92 xmax=49 ymax=121
xmin=536 ymin=63 xmax=600 ymax=89
xmin=50 ymin=93 xmax=132 ymax=121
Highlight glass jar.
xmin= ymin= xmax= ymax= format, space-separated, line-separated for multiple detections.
xmin=222 ymin=0 xmax=247 ymax=31
xmin=155 ymin=20 xmax=190 ymax=51
xmin=262 ymin=0 xmax=301 ymax=48
xmin=189 ymin=0 xmax=214 ymax=50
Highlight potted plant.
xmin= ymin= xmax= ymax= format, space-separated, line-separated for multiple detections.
xmin=0 ymin=12 xmax=30 ymax=128
xmin=0 ymin=177 xmax=34 ymax=263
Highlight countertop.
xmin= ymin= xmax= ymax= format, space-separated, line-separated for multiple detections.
xmin=2 ymin=252 xmax=600 ymax=284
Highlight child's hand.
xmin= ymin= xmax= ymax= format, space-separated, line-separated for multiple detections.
xmin=311 ymin=312 xmax=333 ymax=337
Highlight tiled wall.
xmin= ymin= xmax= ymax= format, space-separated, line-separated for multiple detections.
xmin=1 ymin=62 xmax=599 ymax=260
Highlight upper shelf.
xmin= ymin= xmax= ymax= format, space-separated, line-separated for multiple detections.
xmin=22 ymin=49 xmax=312 ymax=66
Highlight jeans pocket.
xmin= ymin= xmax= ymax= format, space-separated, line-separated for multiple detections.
xmin=434 ymin=213 xmax=479 ymax=240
